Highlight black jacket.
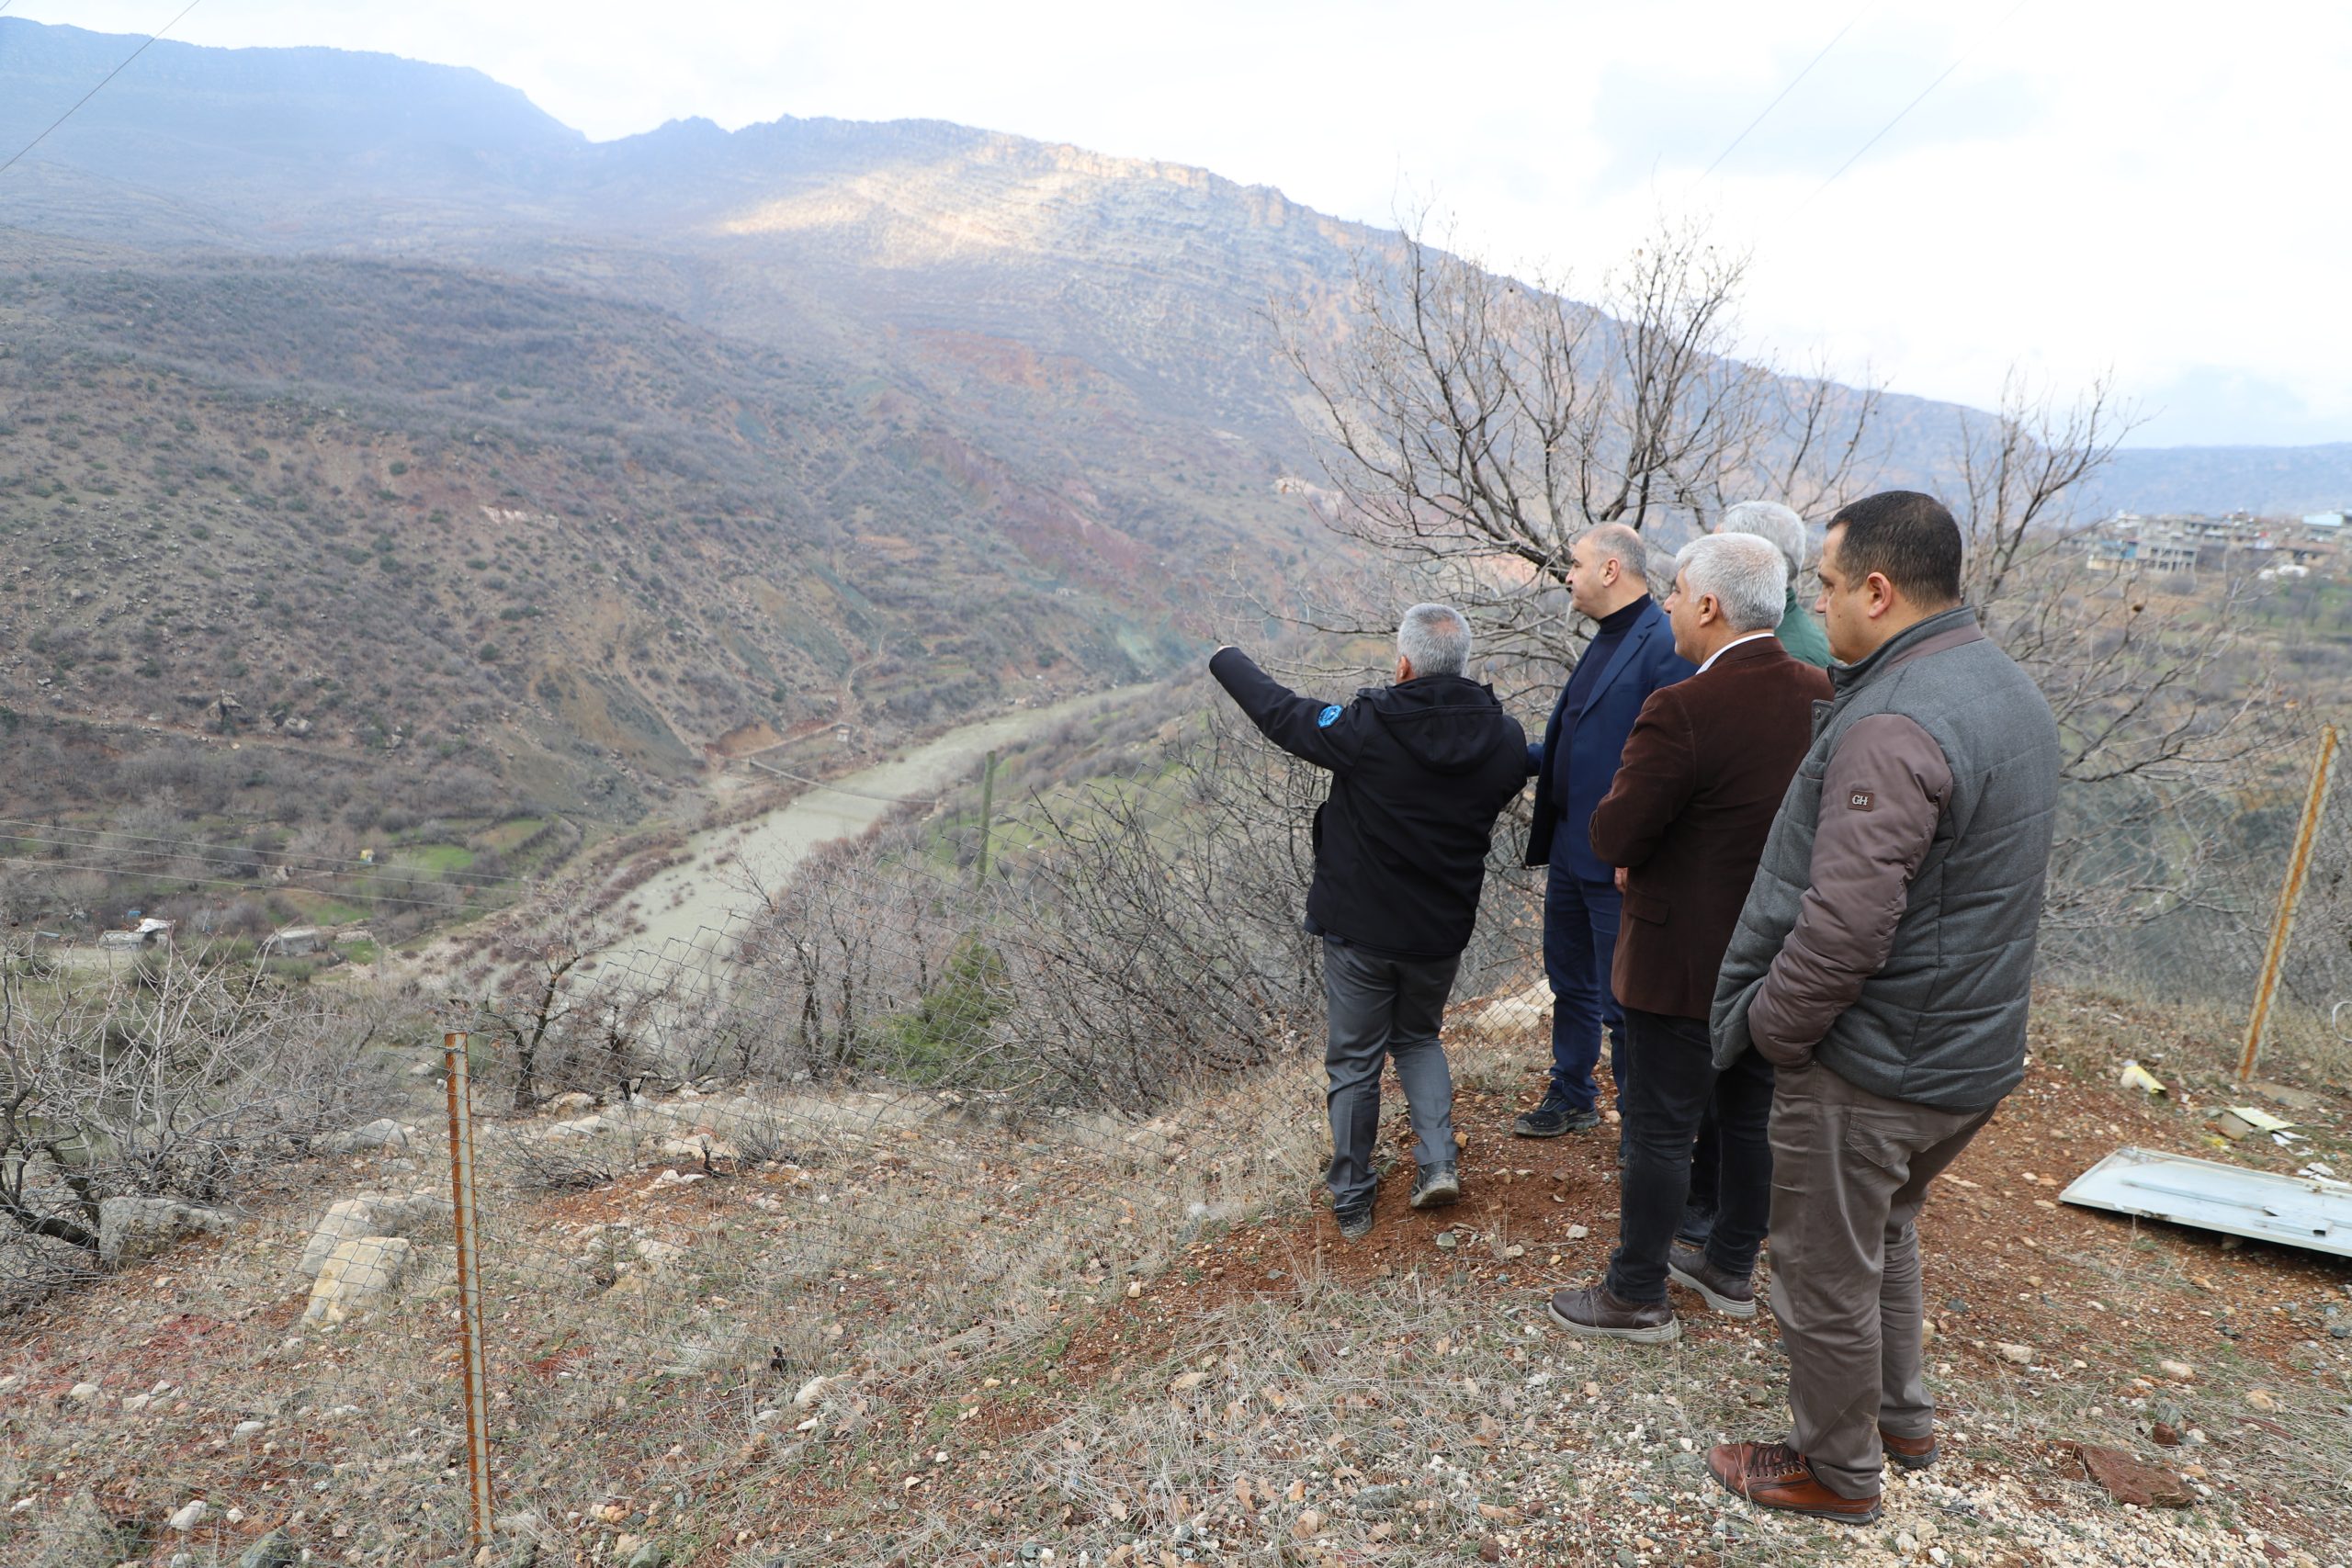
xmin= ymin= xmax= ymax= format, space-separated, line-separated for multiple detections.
xmin=1211 ymin=648 xmax=1530 ymax=960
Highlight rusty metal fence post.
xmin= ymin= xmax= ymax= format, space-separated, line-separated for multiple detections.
xmin=2239 ymin=724 xmax=2341 ymax=1081
xmin=444 ymin=1032 xmax=495 ymax=1559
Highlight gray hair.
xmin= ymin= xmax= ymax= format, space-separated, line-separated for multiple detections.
xmin=1397 ymin=603 xmax=1471 ymax=678
xmin=1674 ymin=533 xmax=1788 ymax=634
xmin=1574 ymin=522 xmax=1650 ymax=579
xmin=1716 ymin=500 xmax=1809 ymax=578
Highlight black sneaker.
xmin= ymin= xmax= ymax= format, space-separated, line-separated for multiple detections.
xmin=1336 ymin=1205 xmax=1374 ymax=1241
xmin=1513 ymin=1094 xmax=1601 ymax=1138
xmin=1408 ymin=1161 xmax=1461 ymax=1210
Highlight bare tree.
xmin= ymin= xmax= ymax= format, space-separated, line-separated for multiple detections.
xmin=461 ymin=878 xmax=623 ymax=1112
xmin=1954 ymin=372 xmax=2274 ymax=784
xmin=0 ymin=941 xmax=383 ymax=1293
xmin=1273 ymin=211 xmax=1884 ymax=671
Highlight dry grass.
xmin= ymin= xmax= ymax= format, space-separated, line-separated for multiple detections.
xmin=1 ymin=994 xmax=2346 ymax=1568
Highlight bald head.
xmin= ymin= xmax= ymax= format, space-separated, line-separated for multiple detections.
xmin=1567 ymin=523 xmax=1654 ymax=620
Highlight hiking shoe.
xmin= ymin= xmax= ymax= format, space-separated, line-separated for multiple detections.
xmin=1881 ymin=1425 xmax=1937 ymax=1471
xmin=1513 ymin=1093 xmax=1601 ymax=1138
xmin=1667 ymin=1245 xmax=1758 ymax=1319
xmin=1545 ymin=1284 xmax=1679 ymax=1344
xmin=1336 ymin=1205 xmax=1374 ymax=1242
xmin=1708 ymin=1440 xmax=1881 ymax=1524
xmin=1408 ymin=1161 xmax=1461 ymax=1210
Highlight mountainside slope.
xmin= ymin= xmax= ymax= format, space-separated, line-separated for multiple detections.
xmin=0 ymin=233 xmax=1297 ymax=833
xmin=1 ymin=16 xmax=2345 ymax=846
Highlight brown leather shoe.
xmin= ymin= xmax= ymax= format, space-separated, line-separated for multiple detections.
xmin=1707 ymin=1440 xmax=1882 ymax=1524
xmin=1545 ymin=1284 xmax=1679 ymax=1344
xmin=1881 ymin=1425 xmax=1937 ymax=1470
xmin=1666 ymin=1245 xmax=1757 ymax=1319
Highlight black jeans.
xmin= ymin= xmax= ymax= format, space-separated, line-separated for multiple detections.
xmin=1689 ymin=1100 xmax=1721 ymax=1224
xmin=1605 ymin=1005 xmax=1775 ymax=1304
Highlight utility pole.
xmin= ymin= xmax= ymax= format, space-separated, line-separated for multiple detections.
xmin=975 ymin=750 xmax=997 ymax=882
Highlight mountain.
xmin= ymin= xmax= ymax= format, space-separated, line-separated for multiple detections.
xmin=2098 ymin=444 xmax=2352 ymax=518
xmin=1 ymin=16 xmax=2344 ymax=842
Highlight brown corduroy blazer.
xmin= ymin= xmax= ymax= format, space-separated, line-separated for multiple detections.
xmin=1589 ymin=635 xmax=1833 ymax=1021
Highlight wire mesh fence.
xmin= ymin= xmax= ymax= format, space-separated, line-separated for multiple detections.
xmin=2038 ymin=719 xmax=2352 ymax=1083
xmin=1 ymin=665 xmax=2347 ymax=1566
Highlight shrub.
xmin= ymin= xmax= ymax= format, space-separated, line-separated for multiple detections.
xmin=0 ymin=942 xmax=393 ymax=1307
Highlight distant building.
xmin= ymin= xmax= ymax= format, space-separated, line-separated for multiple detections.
xmin=98 ymin=917 xmax=174 ymax=950
xmin=2302 ymin=511 xmax=2346 ymax=531
xmin=2086 ymin=521 xmax=2200 ymax=573
xmin=261 ymin=926 xmax=329 ymax=958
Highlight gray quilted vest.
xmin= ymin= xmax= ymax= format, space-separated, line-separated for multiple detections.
xmin=1712 ymin=605 xmax=2061 ymax=1111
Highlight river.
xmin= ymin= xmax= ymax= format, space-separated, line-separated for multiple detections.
xmin=603 ymin=687 xmax=1136 ymax=975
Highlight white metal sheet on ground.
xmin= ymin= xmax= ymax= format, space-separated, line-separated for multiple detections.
xmin=2060 ymin=1145 xmax=2352 ymax=1258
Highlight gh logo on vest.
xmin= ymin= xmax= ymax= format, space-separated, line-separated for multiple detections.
xmin=1849 ymin=790 xmax=1875 ymax=811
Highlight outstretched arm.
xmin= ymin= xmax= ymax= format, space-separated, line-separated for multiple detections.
xmin=1209 ymin=647 xmax=1359 ymax=772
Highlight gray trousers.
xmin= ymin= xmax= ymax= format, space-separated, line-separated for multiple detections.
xmin=1322 ymin=937 xmax=1461 ymax=1214
xmin=1766 ymin=1058 xmax=1995 ymax=1498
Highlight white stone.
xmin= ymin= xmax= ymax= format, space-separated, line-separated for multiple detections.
xmin=302 ymin=1235 xmax=413 ymax=1325
xmin=319 ymin=1118 xmax=413 ymax=1156
xmin=97 ymin=1197 xmax=234 ymax=1268
xmin=67 ymin=1382 xmax=102 ymax=1404
xmin=545 ymin=1115 xmax=612 ymax=1139
xmin=233 ymin=1420 xmax=266 ymax=1438
xmin=166 ymin=1500 xmax=208 ymax=1531
xmin=543 ymin=1091 xmax=597 ymax=1116
xmin=121 ymin=1393 xmax=152 ymax=1414
xmin=1459 ymin=981 xmax=1553 ymax=1037
xmin=654 ymin=1136 xmax=740 ymax=1164
xmin=792 ymin=1375 xmax=831 ymax=1409
xmin=299 ymin=1191 xmax=450 ymax=1278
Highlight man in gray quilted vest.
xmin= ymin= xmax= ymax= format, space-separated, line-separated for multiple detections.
xmin=1704 ymin=491 xmax=2060 ymax=1526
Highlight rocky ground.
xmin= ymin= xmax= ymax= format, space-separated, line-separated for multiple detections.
xmin=0 ymin=988 xmax=2346 ymax=1568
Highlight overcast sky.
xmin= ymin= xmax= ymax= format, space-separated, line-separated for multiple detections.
xmin=17 ymin=1 xmax=2350 ymax=447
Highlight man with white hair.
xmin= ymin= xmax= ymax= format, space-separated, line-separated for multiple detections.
xmin=1210 ymin=605 xmax=1530 ymax=1239
xmin=1672 ymin=502 xmax=1831 ymax=1253
xmin=1547 ymin=533 xmax=1831 ymax=1342
xmin=1717 ymin=501 xmax=1833 ymax=670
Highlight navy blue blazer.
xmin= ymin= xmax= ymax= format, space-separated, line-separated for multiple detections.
xmin=1522 ymin=600 xmax=1695 ymax=880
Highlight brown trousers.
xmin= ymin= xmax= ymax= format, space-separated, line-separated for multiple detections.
xmin=1765 ymin=1059 xmax=1995 ymax=1498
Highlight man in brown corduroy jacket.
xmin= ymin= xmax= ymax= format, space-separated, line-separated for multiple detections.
xmin=1546 ymin=532 xmax=1830 ymax=1346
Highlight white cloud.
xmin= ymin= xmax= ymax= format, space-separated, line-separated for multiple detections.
xmin=17 ymin=0 xmax=2349 ymax=445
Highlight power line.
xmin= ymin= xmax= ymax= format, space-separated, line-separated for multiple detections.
xmin=1801 ymin=0 xmax=2034 ymax=210
xmin=741 ymin=757 xmax=941 ymax=807
xmin=0 ymin=0 xmax=203 ymax=179
xmin=0 ymin=852 xmax=504 ymax=912
xmin=0 ymin=817 xmax=544 ymax=890
xmin=0 ymin=829 xmax=539 ymax=897
xmin=1690 ymin=4 xmax=1875 ymax=189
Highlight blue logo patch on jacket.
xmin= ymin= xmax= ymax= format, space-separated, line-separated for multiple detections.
xmin=1317 ymin=705 xmax=1343 ymax=728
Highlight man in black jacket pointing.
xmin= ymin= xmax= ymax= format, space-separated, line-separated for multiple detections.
xmin=1211 ymin=604 xmax=1530 ymax=1240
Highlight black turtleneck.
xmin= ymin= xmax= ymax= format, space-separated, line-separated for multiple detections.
xmin=1552 ymin=593 xmax=1652 ymax=807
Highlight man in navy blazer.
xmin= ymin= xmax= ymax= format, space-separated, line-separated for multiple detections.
xmin=1515 ymin=523 xmax=1696 ymax=1138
